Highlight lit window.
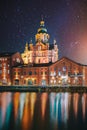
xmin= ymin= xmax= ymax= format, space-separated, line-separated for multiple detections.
xmin=63 ymin=66 xmax=66 ymax=71
xmin=8 ymin=70 xmax=10 ymax=74
xmin=50 ymin=80 xmax=53 ymax=83
xmin=16 ymin=58 xmax=20 ymax=63
xmin=58 ymin=71 xmax=61 ymax=76
xmin=54 ymin=80 xmax=56 ymax=84
xmin=54 ymin=71 xmax=56 ymax=76
xmin=4 ymin=63 xmax=6 ymax=67
xmin=38 ymin=46 xmax=41 ymax=50
xmin=3 ymin=69 xmax=6 ymax=73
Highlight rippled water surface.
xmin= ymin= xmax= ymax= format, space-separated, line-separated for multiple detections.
xmin=0 ymin=92 xmax=87 ymax=130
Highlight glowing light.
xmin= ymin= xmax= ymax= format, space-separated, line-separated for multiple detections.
xmin=41 ymin=93 xmax=48 ymax=119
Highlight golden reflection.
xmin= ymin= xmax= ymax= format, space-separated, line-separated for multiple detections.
xmin=13 ymin=92 xmax=20 ymax=121
xmin=22 ymin=93 xmax=33 ymax=130
xmin=73 ymin=93 xmax=79 ymax=118
xmin=19 ymin=93 xmax=26 ymax=120
xmin=30 ymin=93 xmax=36 ymax=119
xmin=1 ymin=92 xmax=12 ymax=127
xmin=61 ymin=93 xmax=69 ymax=123
xmin=82 ymin=93 xmax=86 ymax=120
xmin=1 ymin=92 xmax=8 ymax=125
xmin=41 ymin=93 xmax=48 ymax=120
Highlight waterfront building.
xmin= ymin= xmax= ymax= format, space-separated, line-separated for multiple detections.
xmin=49 ymin=57 xmax=86 ymax=86
xmin=12 ymin=57 xmax=87 ymax=86
xmin=0 ymin=20 xmax=87 ymax=86
xmin=0 ymin=52 xmax=23 ymax=85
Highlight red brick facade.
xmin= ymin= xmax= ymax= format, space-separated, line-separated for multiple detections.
xmin=0 ymin=53 xmax=87 ymax=86
xmin=11 ymin=57 xmax=87 ymax=87
xmin=12 ymin=65 xmax=49 ymax=86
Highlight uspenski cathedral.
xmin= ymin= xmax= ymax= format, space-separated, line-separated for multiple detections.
xmin=0 ymin=19 xmax=87 ymax=86
xmin=21 ymin=19 xmax=58 ymax=64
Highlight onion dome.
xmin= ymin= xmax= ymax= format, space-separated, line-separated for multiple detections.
xmin=35 ymin=20 xmax=50 ymax=43
xmin=37 ymin=20 xmax=47 ymax=33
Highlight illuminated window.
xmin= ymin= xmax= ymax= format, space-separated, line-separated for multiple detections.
xmin=58 ymin=71 xmax=61 ymax=76
xmin=3 ymin=69 xmax=6 ymax=73
xmin=8 ymin=70 xmax=10 ymax=74
xmin=8 ymin=64 xmax=10 ymax=67
xmin=4 ymin=63 xmax=6 ymax=67
xmin=54 ymin=71 xmax=56 ymax=76
xmin=63 ymin=66 xmax=66 ymax=71
xmin=16 ymin=58 xmax=20 ymax=63
xmin=38 ymin=46 xmax=41 ymax=50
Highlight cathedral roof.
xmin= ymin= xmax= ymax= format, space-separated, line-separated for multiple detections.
xmin=37 ymin=20 xmax=47 ymax=33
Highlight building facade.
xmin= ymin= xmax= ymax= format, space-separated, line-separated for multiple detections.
xmin=49 ymin=57 xmax=85 ymax=86
xmin=11 ymin=57 xmax=87 ymax=86
xmin=0 ymin=52 xmax=23 ymax=85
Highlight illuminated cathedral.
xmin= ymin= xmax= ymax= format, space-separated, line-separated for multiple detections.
xmin=0 ymin=19 xmax=87 ymax=86
xmin=21 ymin=20 xmax=58 ymax=64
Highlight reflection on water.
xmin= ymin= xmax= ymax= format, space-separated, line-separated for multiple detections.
xmin=0 ymin=92 xmax=87 ymax=130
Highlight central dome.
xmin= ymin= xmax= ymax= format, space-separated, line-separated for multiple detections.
xmin=37 ymin=20 xmax=47 ymax=33
xmin=35 ymin=19 xmax=50 ymax=43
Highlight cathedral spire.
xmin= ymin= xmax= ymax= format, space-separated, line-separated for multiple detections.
xmin=24 ymin=42 xmax=28 ymax=52
xmin=40 ymin=15 xmax=44 ymax=27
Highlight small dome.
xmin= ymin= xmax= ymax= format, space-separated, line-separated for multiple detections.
xmin=37 ymin=20 xmax=47 ymax=33
xmin=38 ymin=28 xmax=47 ymax=33
xmin=40 ymin=20 xmax=45 ymax=27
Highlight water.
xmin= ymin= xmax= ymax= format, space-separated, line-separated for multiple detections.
xmin=0 ymin=92 xmax=87 ymax=130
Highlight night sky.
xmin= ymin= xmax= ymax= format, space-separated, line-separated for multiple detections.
xmin=0 ymin=0 xmax=87 ymax=64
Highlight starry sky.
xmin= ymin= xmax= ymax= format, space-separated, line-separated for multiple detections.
xmin=0 ymin=0 xmax=87 ymax=64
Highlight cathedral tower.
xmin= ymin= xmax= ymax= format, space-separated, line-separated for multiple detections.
xmin=21 ymin=19 xmax=59 ymax=64
xmin=35 ymin=19 xmax=50 ymax=43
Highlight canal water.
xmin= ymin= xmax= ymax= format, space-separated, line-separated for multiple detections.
xmin=0 ymin=92 xmax=87 ymax=130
